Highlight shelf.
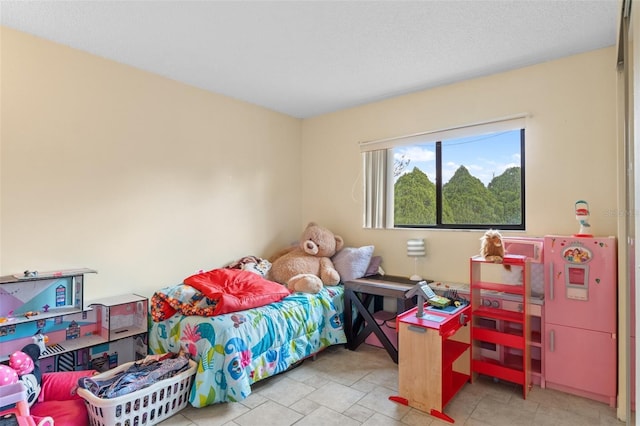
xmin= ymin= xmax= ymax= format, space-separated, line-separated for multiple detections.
xmin=472 ymin=307 xmax=524 ymax=323
xmin=0 ymin=268 xmax=96 ymax=284
xmin=41 ymin=334 xmax=108 ymax=358
xmin=503 ymin=352 xmax=525 ymax=370
xmin=442 ymin=371 xmax=470 ymax=407
xmin=531 ymin=358 xmax=542 ymax=375
xmin=91 ymin=294 xmax=148 ymax=345
xmin=503 ymin=323 xmax=524 ymax=335
xmin=110 ymin=325 xmax=147 ymax=341
xmin=0 ymin=306 xmax=86 ymax=327
xmin=529 ymin=331 xmax=542 ymax=346
xmin=470 ymin=254 xmax=530 ymax=399
xmin=88 ymin=293 xmax=146 ymax=307
xmin=443 ymin=339 xmax=470 ymax=366
xmin=472 ymin=358 xmax=525 ymax=384
xmin=0 ymin=333 xmax=108 ymax=363
xmin=504 ymin=352 xmax=541 ymax=375
xmin=471 ymin=254 xmax=527 ymax=266
xmin=472 ymin=327 xmax=525 ymax=349
xmin=470 ymin=281 xmax=525 ymax=295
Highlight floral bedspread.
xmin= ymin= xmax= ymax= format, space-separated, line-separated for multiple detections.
xmin=148 ymin=285 xmax=346 ymax=407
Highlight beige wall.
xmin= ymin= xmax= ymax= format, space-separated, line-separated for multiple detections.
xmin=302 ymin=47 xmax=618 ymax=284
xmin=0 ymin=28 xmax=620 ymax=292
xmin=0 ymin=24 xmax=627 ymax=413
xmin=0 ymin=27 xmax=303 ymax=299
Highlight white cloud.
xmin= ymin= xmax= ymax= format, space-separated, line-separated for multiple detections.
xmin=395 ymin=146 xmax=435 ymax=162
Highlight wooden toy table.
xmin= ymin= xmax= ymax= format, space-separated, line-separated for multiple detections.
xmin=390 ymin=304 xmax=471 ymax=423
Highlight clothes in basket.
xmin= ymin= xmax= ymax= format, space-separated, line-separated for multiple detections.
xmin=77 ymin=358 xmax=196 ymax=426
xmin=77 ymin=352 xmax=190 ymax=399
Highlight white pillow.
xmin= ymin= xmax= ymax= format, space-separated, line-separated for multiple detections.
xmin=332 ymin=245 xmax=375 ymax=282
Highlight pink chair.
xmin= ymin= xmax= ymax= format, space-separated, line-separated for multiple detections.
xmin=28 ymin=370 xmax=97 ymax=426
xmin=0 ymin=382 xmax=53 ymax=426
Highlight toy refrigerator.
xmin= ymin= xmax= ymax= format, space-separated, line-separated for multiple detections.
xmin=544 ymin=235 xmax=617 ymax=406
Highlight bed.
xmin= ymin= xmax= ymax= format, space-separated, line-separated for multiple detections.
xmin=147 ymin=268 xmax=346 ymax=408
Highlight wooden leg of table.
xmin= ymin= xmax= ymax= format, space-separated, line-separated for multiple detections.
xmin=344 ymin=288 xmax=354 ymax=349
xmin=349 ymin=294 xmax=398 ymax=363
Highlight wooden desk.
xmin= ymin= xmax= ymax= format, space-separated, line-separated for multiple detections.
xmin=344 ymin=276 xmax=418 ymax=363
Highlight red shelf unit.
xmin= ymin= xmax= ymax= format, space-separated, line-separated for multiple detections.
xmin=470 ymin=254 xmax=531 ymax=399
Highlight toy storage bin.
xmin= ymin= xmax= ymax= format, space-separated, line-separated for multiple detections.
xmin=77 ymin=359 xmax=196 ymax=426
xmin=364 ymin=310 xmax=398 ymax=348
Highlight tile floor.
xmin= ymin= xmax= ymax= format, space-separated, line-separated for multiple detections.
xmin=159 ymin=344 xmax=631 ymax=426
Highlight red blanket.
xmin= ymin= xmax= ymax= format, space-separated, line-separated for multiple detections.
xmin=151 ymin=269 xmax=290 ymax=321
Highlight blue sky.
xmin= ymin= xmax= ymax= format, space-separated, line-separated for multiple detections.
xmin=394 ymin=130 xmax=521 ymax=186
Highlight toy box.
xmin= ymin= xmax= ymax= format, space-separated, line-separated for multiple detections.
xmin=364 ymin=310 xmax=398 ymax=348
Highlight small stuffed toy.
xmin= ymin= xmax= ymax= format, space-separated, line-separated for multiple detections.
xmin=269 ymin=222 xmax=344 ymax=294
xmin=226 ymin=255 xmax=272 ymax=277
xmin=480 ymin=229 xmax=505 ymax=263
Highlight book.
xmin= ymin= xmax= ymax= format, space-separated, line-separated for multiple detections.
xmin=427 ymin=295 xmax=451 ymax=308
xmin=426 ymin=303 xmax=467 ymax=315
xmin=421 ymin=283 xmax=451 ymax=308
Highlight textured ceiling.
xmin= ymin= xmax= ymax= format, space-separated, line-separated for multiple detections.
xmin=0 ymin=1 xmax=620 ymax=118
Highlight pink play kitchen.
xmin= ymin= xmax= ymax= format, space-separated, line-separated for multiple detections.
xmin=495 ymin=233 xmax=617 ymax=406
xmin=428 ymin=231 xmax=617 ymax=406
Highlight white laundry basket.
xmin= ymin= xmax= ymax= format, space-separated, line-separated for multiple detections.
xmin=77 ymin=359 xmax=196 ymax=426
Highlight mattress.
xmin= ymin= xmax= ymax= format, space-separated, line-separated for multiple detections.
xmin=148 ymin=285 xmax=346 ymax=407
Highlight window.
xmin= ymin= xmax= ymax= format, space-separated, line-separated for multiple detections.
xmin=361 ymin=116 xmax=526 ymax=230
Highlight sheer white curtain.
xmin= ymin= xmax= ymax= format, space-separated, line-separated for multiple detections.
xmin=363 ymin=149 xmax=393 ymax=229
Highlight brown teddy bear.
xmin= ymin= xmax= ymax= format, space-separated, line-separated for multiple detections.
xmin=269 ymin=222 xmax=344 ymax=294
